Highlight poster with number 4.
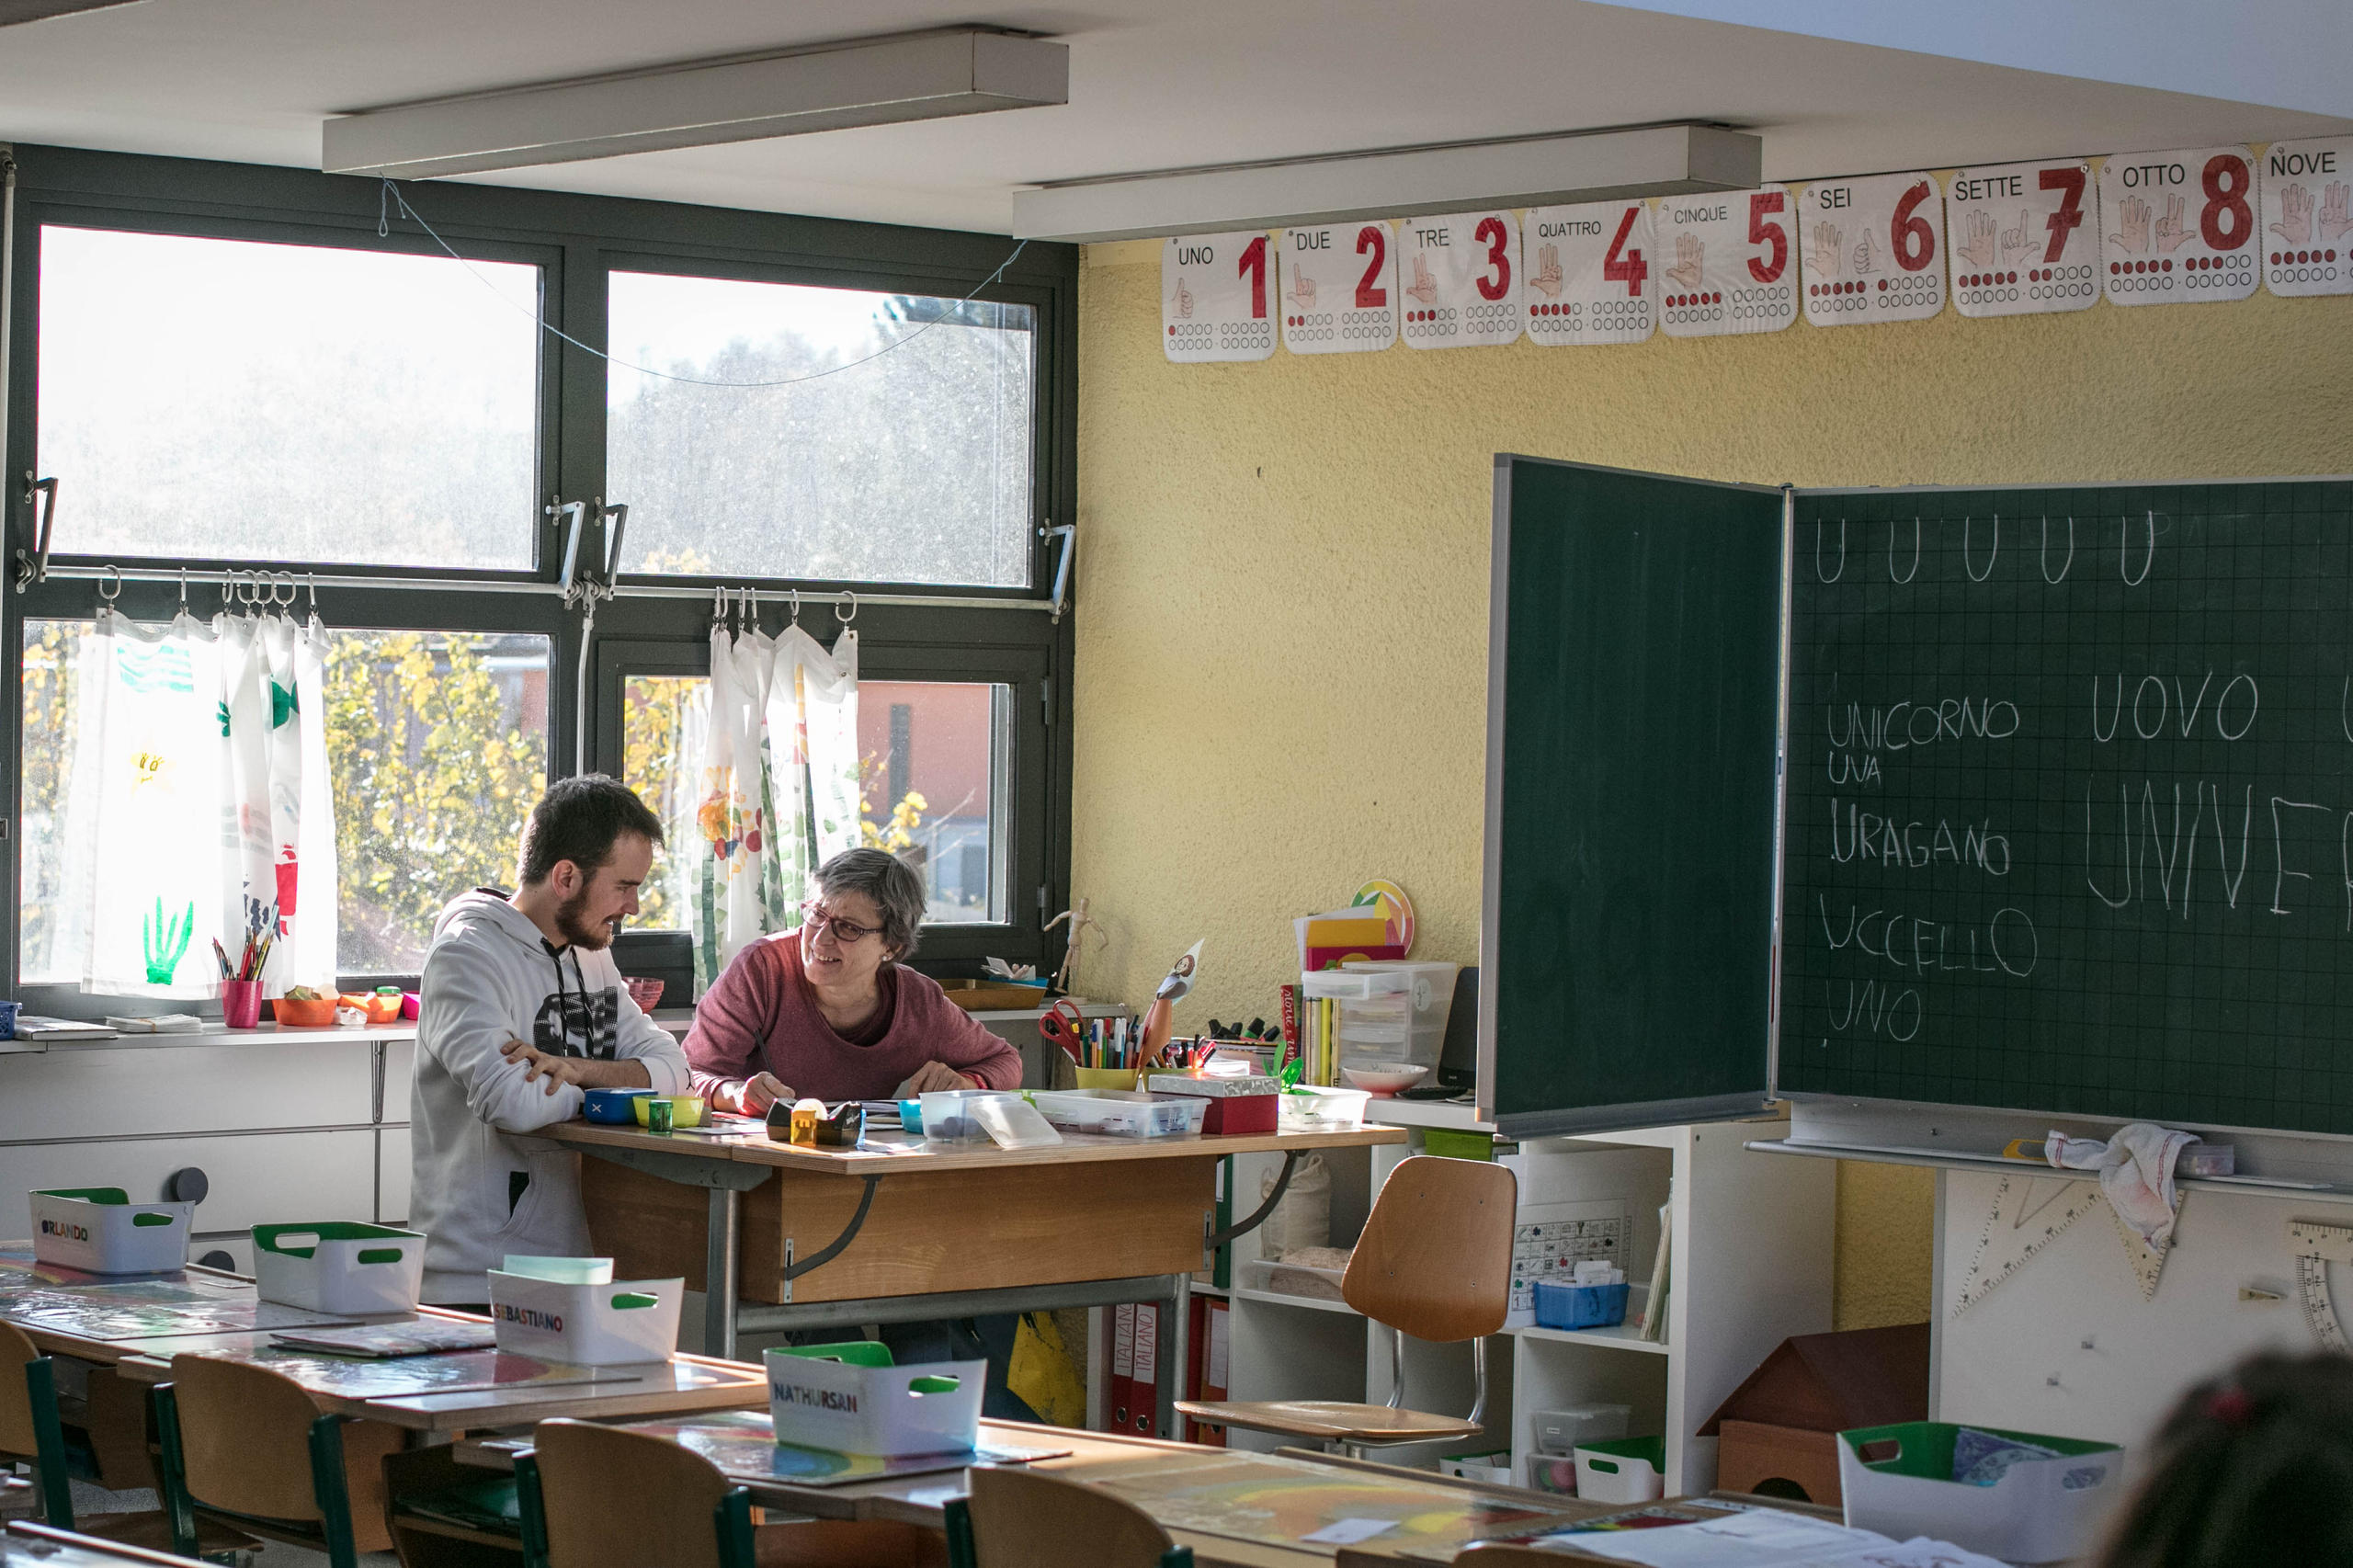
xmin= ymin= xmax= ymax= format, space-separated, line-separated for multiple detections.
xmin=1162 ymin=232 xmax=1278 ymax=363
xmin=2099 ymin=145 xmax=2259 ymax=306
xmin=1801 ymin=171 xmax=1946 ymax=327
xmin=1655 ymin=187 xmax=1798 ymax=337
xmin=1947 ymin=161 xmax=2098 ymax=317
xmin=1396 ymin=210 xmax=1521 ymax=349
xmin=2259 ymin=137 xmax=2353 ymax=298
xmin=1522 ymin=200 xmax=1655 ymax=346
xmin=1279 ymin=222 xmax=1398 ymax=354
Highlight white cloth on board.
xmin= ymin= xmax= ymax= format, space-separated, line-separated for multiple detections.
xmin=2045 ymin=1122 xmax=2200 ymax=1248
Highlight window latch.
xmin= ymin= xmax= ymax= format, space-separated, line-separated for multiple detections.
xmin=14 ymin=472 xmax=57 ymax=594
xmin=1040 ymin=521 xmax=1074 ymax=623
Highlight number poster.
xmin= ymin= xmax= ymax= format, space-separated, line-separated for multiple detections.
xmin=2258 ymin=137 xmax=2353 ymax=298
xmin=2099 ymin=145 xmax=2259 ymax=306
xmin=1655 ymin=186 xmax=1798 ymax=338
xmin=1161 ymin=231 xmax=1277 ymax=362
xmin=1279 ymin=222 xmax=1398 ymax=354
xmin=1946 ymin=160 xmax=2099 ymax=317
xmin=1521 ymin=199 xmax=1655 ymax=346
xmin=1801 ymin=172 xmax=1946 ymax=327
xmin=1396 ymin=210 xmax=1522 ymax=349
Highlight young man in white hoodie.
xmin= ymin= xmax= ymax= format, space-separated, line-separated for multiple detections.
xmin=411 ymin=775 xmax=691 ymax=1305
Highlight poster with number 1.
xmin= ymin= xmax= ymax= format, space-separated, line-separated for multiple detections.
xmin=1396 ymin=210 xmax=1521 ymax=349
xmin=1162 ymin=232 xmax=1278 ymax=362
xmin=2099 ymin=146 xmax=2259 ymax=306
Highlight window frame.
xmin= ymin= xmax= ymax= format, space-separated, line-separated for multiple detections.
xmin=1 ymin=142 xmax=1079 ymax=1008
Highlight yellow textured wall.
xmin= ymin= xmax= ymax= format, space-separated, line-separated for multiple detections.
xmin=1070 ymin=232 xmax=2353 ymax=1329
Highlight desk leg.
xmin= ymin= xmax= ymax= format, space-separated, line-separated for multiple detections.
xmin=706 ymin=1185 xmax=742 ymax=1361
xmin=1160 ymin=1272 xmax=1190 ymax=1439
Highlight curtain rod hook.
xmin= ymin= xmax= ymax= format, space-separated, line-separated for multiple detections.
xmin=97 ymin=564 xmax=121 ymax=604
xmin=835 ymin=590 xmax=857 ymax=625
xmin=178 ymin=567 xmax=188 ymax=607
xmin=308 ymin=572 xmax=318 ymax=611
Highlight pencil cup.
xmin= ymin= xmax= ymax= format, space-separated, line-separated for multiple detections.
xmin=222 ymin=979 xmax=263 ymax=1029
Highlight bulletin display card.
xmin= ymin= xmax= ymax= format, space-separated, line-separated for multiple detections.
xmin=1801 ymin=171 xmax=1947 ymax=327
xmin=2099 ymin=146 xmax=2260 ymax=306
xmin=1655 ymin=186 xmax=1799 ymax=336
xmin=1522 ymin=199 xmax=1656 ymax=346
xmin=1279 ymin=222 xmax=1399 ymax=354
xmin=2258 ymin=136 xmax=2353 ymax=298
xmin=1397 ymin=210 xmax=1522 ymax=349
xmin=1162 ymin=232 xmax=1279 ymax=362
xmin=1947 ymin=160 xmax=2100 ymax=317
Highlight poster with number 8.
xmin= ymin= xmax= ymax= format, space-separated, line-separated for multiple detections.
xmin=1162 ymin=231 xmax=1278 ymax=362
xmin=2099 ymin=145 xmax=2259 ymax=306
xmin=1522 ymin=200 xmax=1655 ymax=346
xmin=1397 ymin=210 xmax=1521 ymax=349
xmin=1947 ymin=160 xmax=2099 ymax=317
xmin=1656 ymin=187 xmax=1798 ymax=337
xmin=1800 ymin=171 xmax=1947 ymax=327
xmin=1280 ymin=222 xmax=1398 ymax=354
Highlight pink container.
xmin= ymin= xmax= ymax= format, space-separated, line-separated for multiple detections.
xmin=222 ymin=979 xmax=263 ymax=1029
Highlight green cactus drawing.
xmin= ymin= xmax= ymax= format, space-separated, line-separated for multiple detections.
xmin=143 ymin=899 xmax=194 ymax=984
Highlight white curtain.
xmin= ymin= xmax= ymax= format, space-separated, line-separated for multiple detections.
xmin=689 ymin=622 xmax=860 ymax=993
xmin=59 ymin=607 xmax=337 ymax=999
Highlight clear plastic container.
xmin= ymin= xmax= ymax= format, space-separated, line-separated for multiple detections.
xmin=1277 ymin=1085 xmax=1370 ymax=1131
xmin=1339 ymin=960 xmax=1460 ymax=1069
xmin=1029 ymin=1090 xmax=1206 ymax=1139
xmin=1240 ymin=1254 xmax=1349 ymax=1301
xmin=917 ymin=1089 xmax=1025 ymax=1143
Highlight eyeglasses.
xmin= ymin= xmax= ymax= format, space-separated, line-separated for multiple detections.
xmin=801 ymin=901 xmax=881 ymax=945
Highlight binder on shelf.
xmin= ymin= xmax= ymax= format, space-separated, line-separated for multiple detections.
xmin=1108 ymin=1301 xmax=1137 ymax=1433
xmin=1130 ymin=1301 xmax=1160 ymax=1437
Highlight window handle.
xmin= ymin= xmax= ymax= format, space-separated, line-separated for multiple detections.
xmin=1041 ymin=521 xmax=1074 ymax=623
xmin=15 ymin=472 xmax=58 ymax=594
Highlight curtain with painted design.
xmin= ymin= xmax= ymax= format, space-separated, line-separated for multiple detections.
xmin=216 ymin=611 xmax=338 ymax=993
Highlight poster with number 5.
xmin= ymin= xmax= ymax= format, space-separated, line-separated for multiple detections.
xmin=1800 ymin=171 xmax=1946 ymax=327
xmin=2099 ymin=145 xmax=2259 ymax=306
xmin=1947 ymin=160 xmax=2099 ymax=317
xmin=1655 ymin=187 xmax=1798 ymax=337
xmin=1396 ymin=210 xmax=1521 ymax=349
xmin=2259 ymin=137 xmax=2353 ymax=298
xmin=1162 ymin=232 xmax=1278 ymax=363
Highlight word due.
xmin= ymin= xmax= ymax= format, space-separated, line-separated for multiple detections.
xmin=1655 ymin=186 xmax=1797 ymax=337
xmin=1521 ymin=199 xmax=1655 ymax=346
xmin=1802 ymin=172 xmax=1947 ymax=327
xmin=1946 ymin=160 xmax=2099 ymax=318
xmin=2099 ymin=145 xmax=2260 ymax=306
xmin=1396 ymin=210 xmax=1522 ymax=349
xmin=1279 ymin=222 xmax=1398 ymax=354
xmin=1162 ymin=232 xmax=1277 ymax=363
xmin=2258 ymin=137 xmax=2353 ymax=299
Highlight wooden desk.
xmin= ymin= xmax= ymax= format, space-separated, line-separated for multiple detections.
xmin=456 ymin=1415 xmax=1599 ymax=1568
xmin=6 ymin=1519 xmax=198 ymax=1565
xmin=553 ymin=1119 xmax=1407 ymax=1429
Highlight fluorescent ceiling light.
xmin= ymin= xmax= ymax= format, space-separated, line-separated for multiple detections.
xmin=1013 ymin=123 xmax=1761 ymax=243
xmin=323 ymin=28 xmax=1068 ymax=180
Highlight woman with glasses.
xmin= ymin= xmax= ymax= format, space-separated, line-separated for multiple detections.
xmin=683 ymin=846 xmax=1021 ymax=1115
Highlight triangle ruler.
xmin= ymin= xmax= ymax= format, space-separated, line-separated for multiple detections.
xmin=2108 ymin=1201 xmax=2173 ymax=1301
xmin=1952 ymin=1174 xmax=2106 ymax=1316
xmin=2287 ymin=1219 xmax=2353 ymax=1353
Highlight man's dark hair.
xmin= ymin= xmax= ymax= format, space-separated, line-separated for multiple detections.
xmin=517 ymin=775 xmax=665 ymax=886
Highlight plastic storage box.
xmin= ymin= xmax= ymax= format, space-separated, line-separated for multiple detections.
xmin=1575 ymin=1437 xmax=1666 ymax=1503
xmin=1525 ymin=1452 xmax=1581 ymax=1494
xmin=766 ymin=1341 xmax=984 ymax=1457
xmin=1146 ymin=1073 xmax=1279 ymax=1134
xmin=1029 ymin=1090 xmax=1206 ymax=1139
xmin=915 ymin=1089 xmax=1026 ymax=1143
xmin=30 ymin=1188 xmax=194 ymax=1275
xmin=253 ymin=1222 xmax=426 ymax=1314
xmin=488 ymin=1262 xmax=683 ymax=1366
xmin=1533 ymin=1278 xmax=1631 ymax=1330
xmin=1837 ymin=1422 xmax=2125 ymax=1565
xmin=1534 ymin=1403 xmax=1631 ymax=1452
xmin=1276 ymin=1085 xmax=1370 ymax=1131
xmin=1339 ymin=960 xmax=1461 ymax=1066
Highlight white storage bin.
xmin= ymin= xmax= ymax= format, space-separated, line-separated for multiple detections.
xmin=1309 ymin=966 xmax=1452 ymax=1071
xmin=1574 ymin=1437 xmax=1665 ymax=1503
xmin=766 ymin=1343 xmax=984 ymax=1457
xmin=487 ymin=1267 xmax=683 ymax=1366
xmin=30 ymin=1187 xmax=193 ymax=1275
xmin=915 ymin=1089 xmax=1025 ymax=1144
xmin=254 ymin=1221 xmax=425 ymax=1315
xmin=1837 ymin=1423 xmax=2125 ymax=1565
xmin=1029 ymin=1090 xmax=1205 ymax=1139
xmin=1276 ymin=1085 xmax=1370 ymax=1131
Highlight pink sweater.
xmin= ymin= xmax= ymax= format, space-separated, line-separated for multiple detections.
xmin=683 ymin=933 xmax=1023 ymax=1103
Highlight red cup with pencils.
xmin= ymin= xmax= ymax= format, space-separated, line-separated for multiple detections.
xmin=222 ymin=979 xmax=263 ymax=1029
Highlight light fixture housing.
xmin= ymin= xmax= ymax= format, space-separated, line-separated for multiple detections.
xmin=323 ymin=28 xmax=1068 ymax=180
xmin=1013 ymin=123 xmax=1761 ymax=243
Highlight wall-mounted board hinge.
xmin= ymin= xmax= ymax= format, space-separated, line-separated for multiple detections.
xmin=1038 ymin=884 xmax=1048 ymax=916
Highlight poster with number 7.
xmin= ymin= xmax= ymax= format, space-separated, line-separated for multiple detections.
xmin=1162 ymin=231 xmax=1278 ymax=363
xmin=1947 ymin=160 xmax=2099 ymax=317
xmin=2099 ymin=145 xmax=2259 ymax=306
xmin=1656 ymin=186 xmax=1798 ymax=337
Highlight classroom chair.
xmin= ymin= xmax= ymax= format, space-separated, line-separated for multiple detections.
xmin=1176 ymin=1154 xmax=1516 ymax=1454
xmin=944 ymin=1466 xmax=1192 ymax=1568
xmin=520 ymin=1418 xmax=948 ymax=1568
xmin=150 ymin=1353 xmax=403 ymax=1567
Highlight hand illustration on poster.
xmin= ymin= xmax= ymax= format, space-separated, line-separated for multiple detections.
xmin=2101 ymin=144 xmax=2258 ymax=305
xmin=2000 ymin=210 xmax=2038 ymax=265
xmin=1850 ymin=231 xmax=1877 ymax=275
xmin=1665 ymin=233 xmax=1703 ymax=290
xmin=2271 ymin=183 xmax=2314 ymax=245
xmin=1161 ymin=232 xmax=1277 ymax=361
xmin=2154 ymin=193 xmax=2190 ymax=254
xmin=1809 ymin=222 xmax=1844 ymax=277
xmin=1957 ymin=210 xmax=1998 ymax=271
xmin=1279 ymin=222 xmax=1397 ymax=354
xmin=1949 ymin=160 xmax=2098 ymax=318
xmin=1170 ymin=278 xmax=1195 ymax=316
xmin=1404 ymin=255 xmax=1438 ymax=306
xmin=1521 ymin=200 xmax=1655 ymax=346
xmin=1531 ymin=244 xmax=1563 ymax=297
xmin=1290 ymin=264 xmax=1317 ymax=309
xmin=1802 ymin=171 xmax=1944 ymax=325
xmin=2324 ymin=184 xmax=2353 ymax=244
xmin=2109 ymin=196 xmax=2151 ymax=255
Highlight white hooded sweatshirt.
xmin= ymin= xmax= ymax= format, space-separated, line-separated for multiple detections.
xmin=411 ymin=889 xmax=689 ymax=1302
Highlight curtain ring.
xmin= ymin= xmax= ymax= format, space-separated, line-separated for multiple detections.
xmin=788 ymin=587 xmax=801 ymax=625
xmin=178 ymin=567 xmax=188 ymax=607
xmin=835 ymin=590 xmax=858 ymax=625
xmin=711 ymin=585 xmax=725 ymax=626
xmin=739 ymin=586 xmax=754 ymax=629
xmin=273 ymin=572 xmax=295 ymax=608
xmin=308 ymin=573 xmax=318 ymax=611
xmin=97 ymin=565 xmax=122 ymax=603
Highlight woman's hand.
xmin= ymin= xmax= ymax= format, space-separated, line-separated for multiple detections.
xmin=719 ymin=1073 xmax=792 ymax=1115
xmin=894 ymin=1061 xmax=979 ymax=1096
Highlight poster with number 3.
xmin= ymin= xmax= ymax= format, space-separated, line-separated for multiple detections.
xmin=1396 ymin=210 xmax=1522 ymax=349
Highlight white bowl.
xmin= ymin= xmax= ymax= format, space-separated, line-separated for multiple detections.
xmin=1341 ymin=1063 xmax=1430 ymax=1096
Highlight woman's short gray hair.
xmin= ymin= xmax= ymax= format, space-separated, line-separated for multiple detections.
xmin=813 ymin=847 xmax=926 ymax=960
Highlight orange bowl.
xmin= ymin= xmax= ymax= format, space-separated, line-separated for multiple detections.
xmin=272 ymin=997 xmax=341 ymax=1028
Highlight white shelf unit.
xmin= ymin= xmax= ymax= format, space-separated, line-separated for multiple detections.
xmin=1209 ymin=1110 xmax=1833 ymax=1494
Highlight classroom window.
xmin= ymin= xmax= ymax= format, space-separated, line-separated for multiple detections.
xmin=34 ymin=226 xmax=542 ymax=571
xmin=605 ymin=270 xmax=1036 ymax=587
xmin=620 ymin=672 xmax=1008 ymax=927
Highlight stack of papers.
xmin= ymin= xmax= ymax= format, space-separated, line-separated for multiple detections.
xmin=1294 ymin=906 xmax=1405 ymax=971
xmin=1518 ymin=1506 xmax=2008 ymax=1568
xmin=13 ymin=1016 xmax=119 ymax=1040
xmin=105 ymin=1015 xmax=209 ymax=1033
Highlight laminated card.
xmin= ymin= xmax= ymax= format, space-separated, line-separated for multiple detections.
xmin=1397 ymin=210 xmax=1522 ymax=349
xmin=2099 ymin=145 xmax=2260 ymax=305
xmin=1163 ymin=232 xmax=1279 ymax=362
xmin=1280 ymin=222 xmax=1399 ymax=354
xmin=1947 ymin=160 xmax=2100 ymax=317
xmin=1801 ymin=171 xmax=1947 ymax=327
xmin=1655 ymin=186 xmax=1798 ymax=337
xmin=2257 ymin=137 xmax=2353 ymax=297
xmin=1521 ymin=199 xmax=1656 ymax=346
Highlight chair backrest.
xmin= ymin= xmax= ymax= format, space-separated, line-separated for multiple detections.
xmin=965 ymin=1466 xmax=1175 ymax=1568
xmin=1453 ymin=1547 xmax=1566 ymax=1564
xmin=165 ymin=1354 xmax=328 ymax=1520
xmin=0 ymin=1323 xmax=40 ymax=1458
xmin=1342 ymin=1155 xmax=1518 ymax=1341
xmin=532 ymin=1419 xmax=733 ymax=1568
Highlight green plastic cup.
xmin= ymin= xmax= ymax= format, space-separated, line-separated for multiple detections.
xmin=645 ymin=1097 xmax=673 ymax=1133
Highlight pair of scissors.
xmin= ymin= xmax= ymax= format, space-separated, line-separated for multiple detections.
xmin=1039 ymin=999 xmax=1086 ymax=1065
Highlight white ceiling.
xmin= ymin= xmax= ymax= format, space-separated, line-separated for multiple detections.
xmin=0 ymin=0 xmax=2345 ymax=234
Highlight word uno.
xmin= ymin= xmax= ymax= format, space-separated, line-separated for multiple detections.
xmin=1815 ymin=897 xmax=2040 ymax=978
xmin=1823 ymin=978 xmax=1923 ymax=1041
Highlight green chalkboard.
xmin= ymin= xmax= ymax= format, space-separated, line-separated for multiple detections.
xmin=1779 ymin=481 xmax=2353 ymax=1135
xmin=1483 ymin=458 xmax=1785 ymax=1137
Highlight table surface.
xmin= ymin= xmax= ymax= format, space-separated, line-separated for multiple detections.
xmin=5 ymin=1519 xmax=196 ymax=1565
xmin=547 ymin=1118 xmax=1405 ymax=1176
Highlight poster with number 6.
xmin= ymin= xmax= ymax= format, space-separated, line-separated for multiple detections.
xmin=1396 ymin=210 xmax=1521 ymax=349
xmin=2259 ymin=137 xmax=2353 ymax=298
xmin=1162 ymin=232 xmax=1278 ymax=363
xmin=1522 ymin=200 xmax=1655 ymax=346
xmin=1280 ymin=222 xmax=1398 ymax=354
xmin=2099 ymin=146 xmax=2259 ymax=306
xmin=1656 ymin=187 xmax=1798 ymax=337
xmin=1801 ymin=171 xmax=1946 ymax=327
xmin=1947 ymin=160 xmax=2099 ymax=317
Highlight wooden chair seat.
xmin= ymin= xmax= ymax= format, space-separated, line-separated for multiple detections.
xmin=950 ymin=1466 xmax=1188 ymax=1568
xmin=756 ymin=1517 xmax=948 ymax=1567
xmin=1174 ymin=1398 xmax=1484 ymax=1444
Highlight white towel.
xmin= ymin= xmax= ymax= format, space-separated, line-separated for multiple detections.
xmin=2046 ymin=1123 xmax=2200 ymax=1247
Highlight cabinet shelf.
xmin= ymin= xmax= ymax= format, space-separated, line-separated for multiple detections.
xmin=1513 ymin=1320 xmax=1670 ymax=1355
xmin=1231 ymin=1286 xmax=1362 ymax=1317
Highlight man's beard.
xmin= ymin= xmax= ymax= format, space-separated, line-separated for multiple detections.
xmin=554 ymin=886 xmax=613 ymax=950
